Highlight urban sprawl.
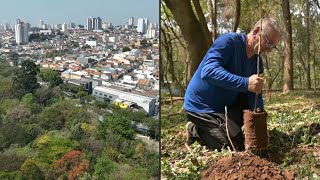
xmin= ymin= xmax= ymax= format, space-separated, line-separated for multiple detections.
xmin=0 ymin=17 xmax=159 ymax=116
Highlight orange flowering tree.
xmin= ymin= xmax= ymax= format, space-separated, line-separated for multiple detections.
xmin=53 ymin=150 xmax=90 ymax=180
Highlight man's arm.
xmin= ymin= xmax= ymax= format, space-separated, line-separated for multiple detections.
xmin=200 ymin=35 xmax=249 ymax=93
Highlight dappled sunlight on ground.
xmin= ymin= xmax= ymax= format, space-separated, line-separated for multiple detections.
xmin=161 ymin=91 xmax=320 ymax=179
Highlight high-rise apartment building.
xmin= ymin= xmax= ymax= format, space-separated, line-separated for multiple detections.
xmin=137 ymin=18 xmax=149 ymax=34
xmin=42 ymin=24 xmax=48 ymax=29
xmin=95 ymin=17 xmax=102 ymax=30
xmin=128 ymin=17 xmax=134 ymax=27
xmin=24 ymin=23 xmax=30 ymax=42
xmin=91 ymin=17 xmax=96 ymax=30
xmin=87 ymin=17 xmax=102 ymax=30
xmin=4 ymin=23 xmax=11 ymax=31
xmin=146 ymin=28 xmax=156 ymax=39
xmin=68 ymin=22 xmax=76 ymax=29
xmin=137 ymin=18 xmax=144 ymax=33
xmin=15 ymin=19 xmax=29 ymax=44
xmin=143 ymin=18 xmax=149 ymax=30
xmin=62 ymin=23 xmax=67 ymax=32
xmin=40 ymin=20 xmax=44 ymax=28
xmin=56 ymin=24 xmax=62 ymax=30
xmin=87 ymin=17 xmax=93 ymax=30
xmin=102 ymin=22 xmax=108 ymax=30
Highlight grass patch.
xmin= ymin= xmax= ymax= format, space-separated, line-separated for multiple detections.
xmin=161 ymin=91 xmax=320 ymax=179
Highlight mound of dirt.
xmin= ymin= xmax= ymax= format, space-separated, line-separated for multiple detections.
xmin=201 ymin=152 xmax=294 ymax=180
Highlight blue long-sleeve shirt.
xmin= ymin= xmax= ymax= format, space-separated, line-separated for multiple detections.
xmin=184 ymin=33 xmax=264 ymax=113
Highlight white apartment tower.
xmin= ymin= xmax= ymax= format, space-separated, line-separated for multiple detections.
xmin=5 ymin=23 xmax=10 ymax=31
xmin=23 ymin=23 xmax=30 ymax=42
xmin=91 ymin=17 xmax=96 ymax=30
xmin=15 ymin=19 xmax=29 ymax=44
xmin=87 ymin=17 xmax=93 ymax=30
xmin=62 ymin=23 xmax=67 ymax=32
xmin=128 ymin=17 xmax=134 ymax=27
xmin=137 ymin=18 xmax=145 ymax=33
xmin=102 ymin=22 xmax=108 ymax=30
xmin=95 ymin=17 xmax=102 ymax=30
xmin=143 ymin=18 xmax=149 ymax=30
xmin=146 ymin=28 xmax=156 ymax=38
xmin=68 ymin=22 xmax=76 ymax=29
xmin=87 ymin=17 xmax=102 ymax=30
xmin=15 ymin=21 xmax=23 ymax=44
xmin=137 ymin=18 xmax=149 ymax=34
xmin=40 ymin=20 xmax=44 ymax=28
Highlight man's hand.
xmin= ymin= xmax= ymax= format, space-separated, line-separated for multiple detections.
xmin=248 ymin=74 xmax=264 ymax=93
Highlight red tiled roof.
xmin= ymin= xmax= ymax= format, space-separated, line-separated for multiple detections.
xmin=137 ymin=79 xmax=150 ymax=86
xmin=69 ymin=67 xmax=79 ymax=71
xmin=92 ymin=71 xmax=102 ymax=75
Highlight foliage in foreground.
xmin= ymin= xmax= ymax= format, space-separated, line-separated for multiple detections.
xmin=0 ymin=60 xmax=159 ymax=179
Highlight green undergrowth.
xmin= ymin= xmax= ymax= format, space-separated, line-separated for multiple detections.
xmin=161 ymin=91 xmax=320 ymax=179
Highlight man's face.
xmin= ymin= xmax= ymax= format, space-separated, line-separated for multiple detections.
xmin=253 ymin=27 xmax=281 ymax=54
xmin=261 ymin=30 xmax=281 ymax=54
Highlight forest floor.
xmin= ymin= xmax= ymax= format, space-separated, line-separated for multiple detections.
xmin=161 ymin=91 xmax=320 ymax=179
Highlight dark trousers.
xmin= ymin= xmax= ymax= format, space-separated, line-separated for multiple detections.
xmin=186 ymin=94 xmax=248 ymax=151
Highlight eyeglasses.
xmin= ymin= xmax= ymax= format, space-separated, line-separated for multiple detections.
xmin=263 ymin=34 xmax=277 ymax=50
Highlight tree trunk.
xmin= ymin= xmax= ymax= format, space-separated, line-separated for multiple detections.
xmin=163 ymin=0 xmax=210 ymax=83
xmin=192 ymin=0 xmax=212 ymax=47
xmin=282 ymin=0 xmax=294 ymax=93
xmin=233 ymin=0 xmax=241 ymax=32
xmin=161 ymin=25 xmax=177 ymax=83
xmin=208 ymin=0 xmax=218 ymax=40
xmin=161 ymin=28 xmax=174 ymax=104
xmin=306 ymin=1 xmax=311 ymax=90
xmin=299 ymin=67 xmax=302 ymax=88
xmin=313 ymin=27 xmax=317 ymax=91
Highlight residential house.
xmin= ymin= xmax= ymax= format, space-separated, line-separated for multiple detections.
xmin=136 ymin=79 xmax=150 ymax=90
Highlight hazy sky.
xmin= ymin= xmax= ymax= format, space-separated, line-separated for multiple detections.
xmin=0 ymin=0 xmax=159 ymax=27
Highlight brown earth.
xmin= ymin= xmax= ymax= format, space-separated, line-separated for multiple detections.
xmin=201 ymin=152 xmax=294 ymax=180
xmin=243 ymin=110 xmax=269 ymax=150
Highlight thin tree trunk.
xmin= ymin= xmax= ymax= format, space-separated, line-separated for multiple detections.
xmin=264 ymin=55 xmax=270 ymax=90
xmin=192 ymin=0 xmax=212 ymax=47
xmin=161 ymin=27 xmax=174 ymax=105
xmin=173 ymin=41 xmax=187 ymax=96
xmin=162 ymin=5 xmax=187 ymax=50
xmin=185 ymin=54 xmax=189 ymax=89
xmin=233 ymin=0 xmax=241 ymax=32
xmin=162 ymin=4 xmax=188 ymax=95
xmin=161 ymin=24 xmax=177 ymax=83
xmin=264 ymin=56 xmax=271 ymax=101
xmin=282 ymin=0 xmax=294 ymax=93
xmin=208 ymin=0 xmax=218 ymax=40
xmin=306 ymin=1 xmax=311 ymax=90
xmin=313 ymin=28 xmax=317 ymax=91
xmin=163 ymin=0 xmax=210 ymax=83
xmin=268 ymin=63 xmax=282 ymax=90
xmin=299 ymin=67 xmax=302 ymax=88
xmin=299 ymin=56 xmax=307 ymax=73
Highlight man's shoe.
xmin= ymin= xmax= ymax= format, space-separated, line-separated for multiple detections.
xmin=186 ymin=122 xmax=195 ymax=145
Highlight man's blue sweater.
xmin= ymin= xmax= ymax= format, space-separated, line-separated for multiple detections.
xmin=184 ymin=33 xmax=264 ymax=113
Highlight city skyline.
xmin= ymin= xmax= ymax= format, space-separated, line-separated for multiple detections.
xmin=0 ymin=0 xmax=159 ymax=27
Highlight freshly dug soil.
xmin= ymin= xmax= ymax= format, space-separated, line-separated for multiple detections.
xmin=243 ymin=110 xmax=269 ymax=150
xmin=201 ymin=152 xmax=294 ymax=180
